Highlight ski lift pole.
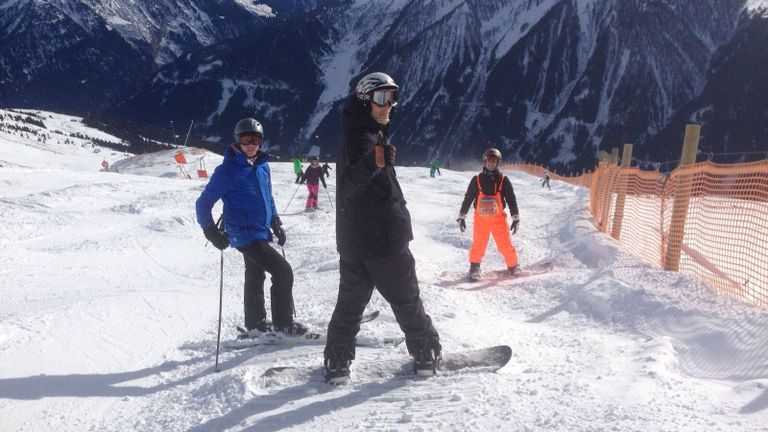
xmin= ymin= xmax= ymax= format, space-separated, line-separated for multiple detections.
xmin=182 ymin=120 xmax=194 ymax=146
xmin=279 ymin=245 xmax=295 ymax=317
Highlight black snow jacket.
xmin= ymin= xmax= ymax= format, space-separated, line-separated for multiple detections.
xmin=335 ymin=95 xmax=413 ymax=260
xmin=459 ymin=168 xmax=520 ymax=217
xmin=300 ymin=165 xmax=327 ymax=187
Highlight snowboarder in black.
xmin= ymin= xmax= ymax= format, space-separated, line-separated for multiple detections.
xmin=321 ymin=162 xmax=332 ymax=178
xmin=324 ymin=72 xmax=441 ymax=384
xmin=299 ymin=156 xmax=327 ymax=211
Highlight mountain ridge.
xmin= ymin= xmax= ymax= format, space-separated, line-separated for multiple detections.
xmin=2 ymin=0 xmax=765 ymax=170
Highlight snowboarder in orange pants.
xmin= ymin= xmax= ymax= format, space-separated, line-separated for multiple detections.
xmin=457 ymin=148 xmax=520 ymax=281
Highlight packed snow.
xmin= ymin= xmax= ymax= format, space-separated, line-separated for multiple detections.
xmin=1 ymin=118 xmax=768 ymax=431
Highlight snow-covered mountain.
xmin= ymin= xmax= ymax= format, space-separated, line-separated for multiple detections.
xmin=3 ymin=0 xmax=766 ymax=170
xmin=111 ymin=0 xmax=766 ymax=170
xmin=0 ymin=108 xmax=130 ymax=169
xmin=0 ymin=0 xmax=329 ymax=110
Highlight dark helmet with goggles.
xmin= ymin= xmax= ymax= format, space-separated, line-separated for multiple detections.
xmin=233 ymin=118 xmax=264 ymax=142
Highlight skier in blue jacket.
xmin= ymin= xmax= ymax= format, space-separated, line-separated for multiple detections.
xmin=196 ymin=118 xmax=308 ymax=338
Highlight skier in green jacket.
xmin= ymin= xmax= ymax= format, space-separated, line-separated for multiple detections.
xmin=429 ymin=159 xmax=441 ymax=177
xmin=293 ymin=157 xmax=303 ymax=183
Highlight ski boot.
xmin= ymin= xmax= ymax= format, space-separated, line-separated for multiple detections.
xmin=412 ymin=339 xmax=442 ymax=376
xmin=508 ymin=265 xmax=520 ymax=276
xmin=469 ymin=263 xmax=482 ymax=281
xmin=324 ymin=344 xmax=354 ymax=385
xmin=273 ymin=321 xmax=309 ymax=337
xmin=237 ymin=319 xmax=272 ymax=339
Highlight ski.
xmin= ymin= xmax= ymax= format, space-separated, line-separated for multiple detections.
xmin=282 ymin=208 xmax=331 ymax=216
xmin=222 ymin=333 xmax=404 ymax=350
xmin=261 ymin=345 xmax=512 ymax=386
xmin=235 ymin=309 xmax=379 ymax=336
xmin=223 ymin=310 xmax=384 ymax=350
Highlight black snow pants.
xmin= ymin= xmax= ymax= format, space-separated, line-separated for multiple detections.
xmin=238 ymin=241 xmax=294 ymax=329
xmin=324 ymin=249 xmax=440 ymax=360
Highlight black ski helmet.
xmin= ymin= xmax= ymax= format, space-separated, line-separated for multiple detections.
xmin=483 ymin=148 xmax=502 ymax=162
xmin=355 ymin=72 xmax=399 ymax=103
xmin=233 ymin=118 xmax=264 ymax=142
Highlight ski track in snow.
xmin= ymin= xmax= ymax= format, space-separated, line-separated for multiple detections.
xmin=1 ymin=120 xmax=768 ymax=431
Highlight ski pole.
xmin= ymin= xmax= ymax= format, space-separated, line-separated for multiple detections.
xmin=214 ymin=249 xmax=224 ymax=372
xmin=282 ymin=183 xmax=302 ymax=213
xmin=324 ymin=187 xmax=334 ymax=209
xmin=278 ymin=245 xmax=295 ymax=317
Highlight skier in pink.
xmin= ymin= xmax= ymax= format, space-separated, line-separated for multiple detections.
xmin=299 ymin=156 xmax=327 ymax=211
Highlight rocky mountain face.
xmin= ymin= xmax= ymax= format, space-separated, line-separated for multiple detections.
xmin=3 ymin=0 xmax=766 ymax=171
xmin=0 ymin=0 xmax=329 ymax=112
xmin=649 ymin=12 xmax=768 ymax=164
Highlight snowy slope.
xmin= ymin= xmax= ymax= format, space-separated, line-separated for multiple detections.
xmin=0 ymin=109 xmax=129 ymax=170
xmin=1 ymin=125 xmax=768 ymax=431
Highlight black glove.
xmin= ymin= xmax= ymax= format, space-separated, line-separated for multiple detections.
xmin=203 ymin=225 xmax=229 ymax=250
xmin=457 ymin=214 xmax=466 ymax=233
xmin=271 ymin=217 xmax=286 ymax=246
xmin=510 ymin=215 xmax=520 ymax=235
xmin=382 ymin=144 xmax=397 ymax=166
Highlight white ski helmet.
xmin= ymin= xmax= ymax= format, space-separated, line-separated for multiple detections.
xmin=355 ymin=72 xmax=399 ymax=103
xmin=233 ymin=118 xmax=264 ymax=142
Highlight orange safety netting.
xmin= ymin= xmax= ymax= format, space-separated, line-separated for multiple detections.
xmin=506 ymin=160 xmax=768 ymax=308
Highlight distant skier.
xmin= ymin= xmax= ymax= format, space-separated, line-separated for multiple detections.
xmin=299 ymin=156 xmax=327 ymax=211
xmin=540 ymin=170 xmax=551 ymax=190
xmin=324 ymin=72 xmax=441 ymax=384
xmin=196 ymin=118 xmax=309 ymax=339
xmin=457 ymin=148 xmax=520 ymax=281
xmin=429 ymin=158 xmax=441 ymax=177
xmin=293 ymin=157 xmax=303 ymax=183
xmin=321 ymin=161 xmax=332 ymax=178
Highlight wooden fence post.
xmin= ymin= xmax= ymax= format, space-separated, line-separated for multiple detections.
xmin=664 ymin=124 xmax=701 ymax=271
xmin=611 ymin=143 xmax=634 ymax=240
xmin=610 ymin=148 xmax=619 ymax=165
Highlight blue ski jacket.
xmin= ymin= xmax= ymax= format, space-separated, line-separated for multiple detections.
xmin=196 ymin=144 xmax=278 ymax=248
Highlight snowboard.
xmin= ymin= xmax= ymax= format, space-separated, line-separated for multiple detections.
xmin=260 ymin=345 xmax=512 ymax=385
xmin=222 ymin=310 xmax=396 ymax=350
xmin=438 ymin=260 xmax=553 ymax=289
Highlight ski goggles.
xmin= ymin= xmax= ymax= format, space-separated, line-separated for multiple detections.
xmin=238 ymin=134 xmax=262 ymax=146
xmin=371 ymin=89 xmax=398 ymax=107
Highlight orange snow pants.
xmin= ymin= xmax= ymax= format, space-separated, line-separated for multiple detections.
xmin=469 ymin=183 xmax=518 ymax=267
